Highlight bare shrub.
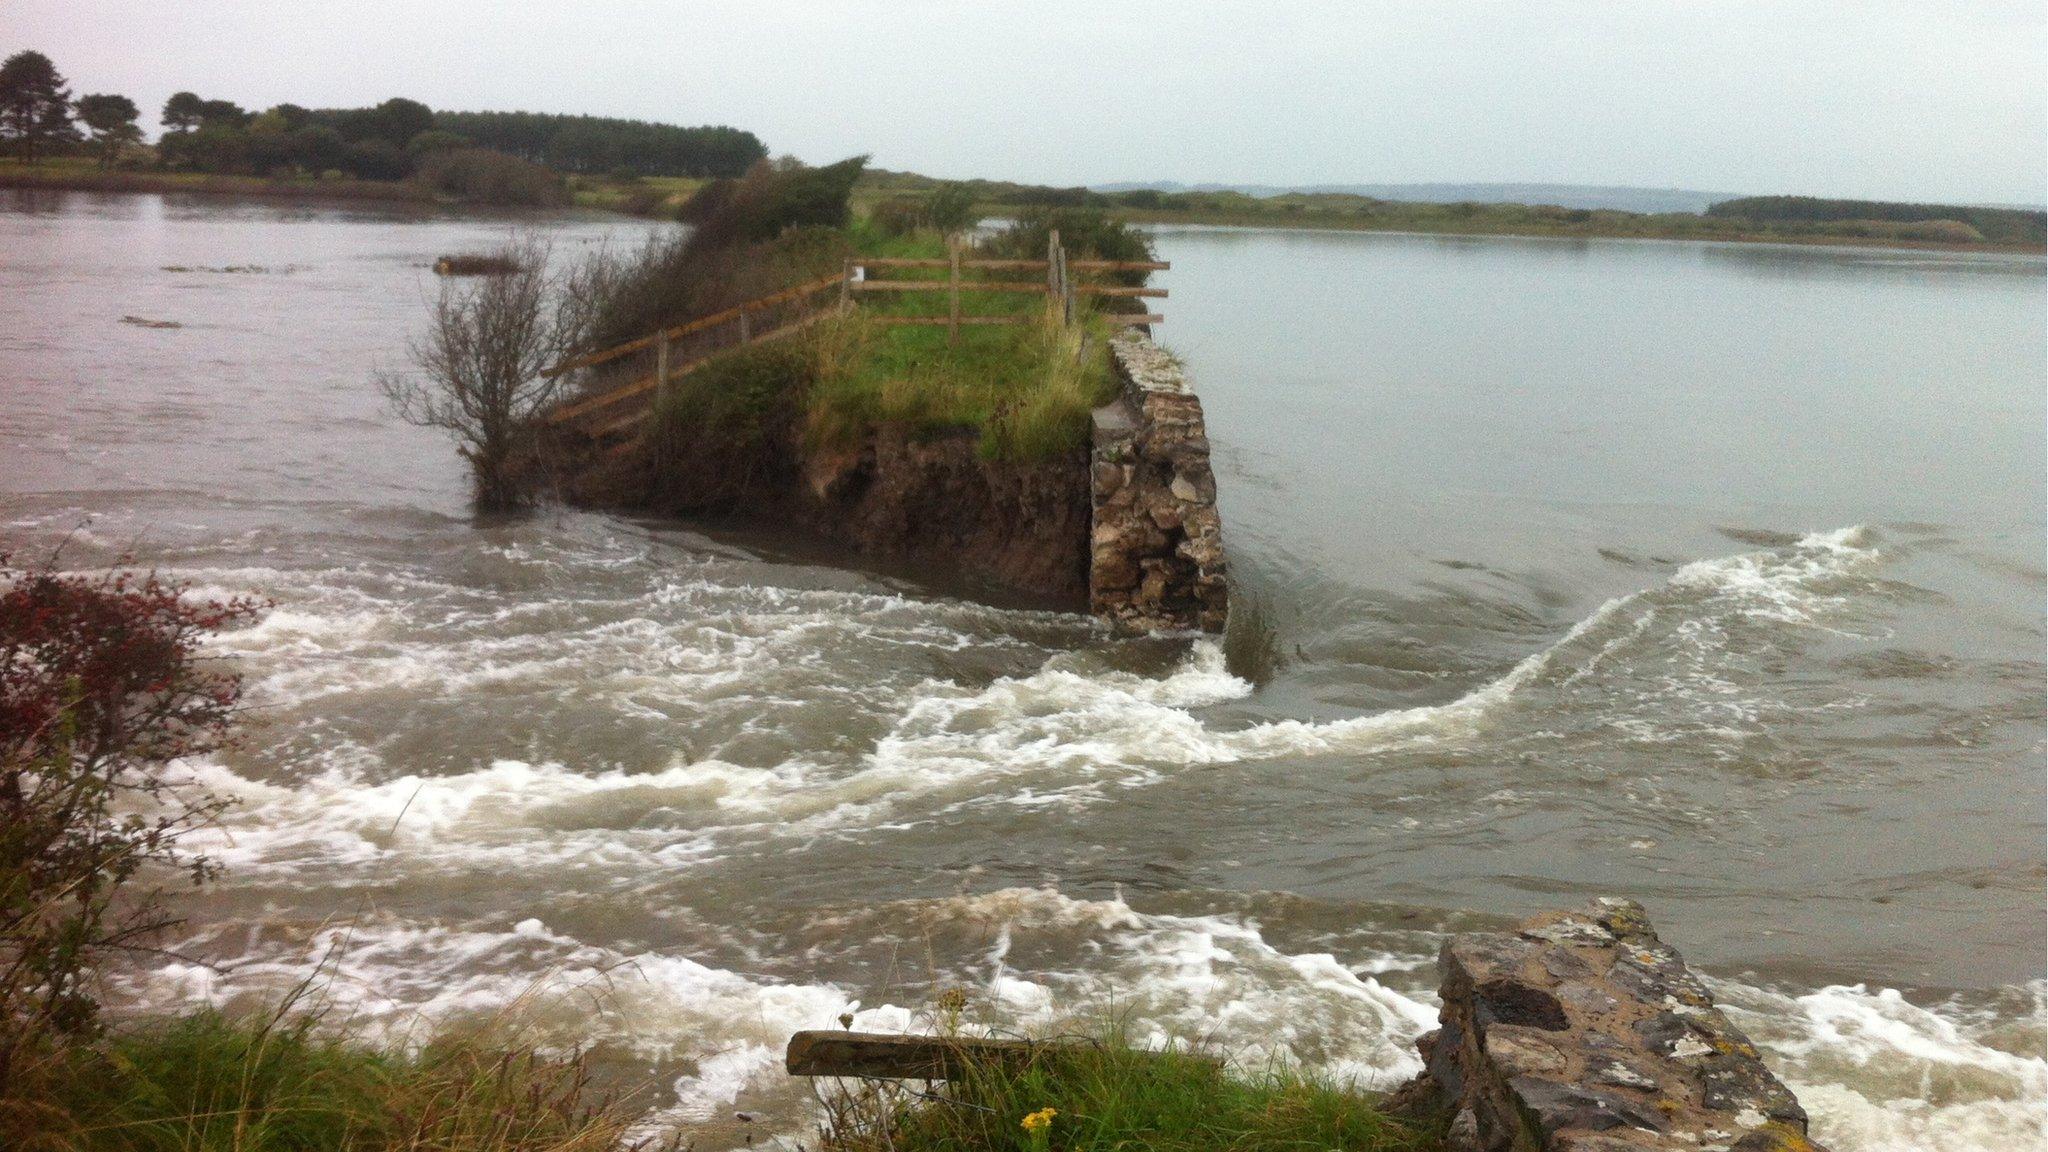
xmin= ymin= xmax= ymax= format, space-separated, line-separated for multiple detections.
xmin=379 ymin=237 xmax=581 ymax=511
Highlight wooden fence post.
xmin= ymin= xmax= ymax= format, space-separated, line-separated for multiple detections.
xmin=947 ymin=234 xmax=962 ymax=345
xmin=1046 ymin=230 xmax=1061 ymax=324
xmin=840 ymin=258 xmax=853 ymax=312
xmin=738 ymin=305 xmax=752 ymax=343
xmin=652 ymin=331 xmax=670 ymax=465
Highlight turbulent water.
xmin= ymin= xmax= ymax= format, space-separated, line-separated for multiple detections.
xmin=2 ymin=192 xmax=2043 ymax=1150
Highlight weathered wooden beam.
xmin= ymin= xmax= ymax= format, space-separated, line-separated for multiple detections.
xmin=785 ymin=1031 xmax=1220 ymax=1081
xmin=1080 ymin=286 xmax=1168 ymax=298
xmin=545 ymin=371 xmax=657 ymax=425
xmin=1070 ymin=259 xmax=1170 ymax=272
xmin=542 ymin=273 xmax=840 ymax=377
xmin=545 ymin=312 xmax=828 ymax=427
xmin=1098 ymin=313 xmax=1166 ymax=325
xmin=787 ymin=1032 xmax=1065 ymax=1080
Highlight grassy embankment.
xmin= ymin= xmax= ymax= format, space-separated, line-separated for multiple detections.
xmin=648 ymin=215 xmax=1127 ymax=483
xmin=821 ymin=1029 xmax=1442 ymax=1152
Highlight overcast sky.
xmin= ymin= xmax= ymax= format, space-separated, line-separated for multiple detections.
xmin=12 ymin=1 xmax=2044 ymax=204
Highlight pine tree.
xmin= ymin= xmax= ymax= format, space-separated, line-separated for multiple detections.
xmin=76 ymin=93 xmax=142 ymax=169
xmin=0 ymin=50 xmax=75 ymax=165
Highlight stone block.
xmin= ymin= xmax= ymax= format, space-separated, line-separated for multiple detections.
xmin=1399 ymin=900 xmax=1830 ymax=1152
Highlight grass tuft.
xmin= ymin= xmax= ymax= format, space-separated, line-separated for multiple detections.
xmin=6 ymin=1007 xmax=678 ymax=1152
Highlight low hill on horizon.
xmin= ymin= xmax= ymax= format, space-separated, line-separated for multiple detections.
xmin=1090 ymin=181 xmax=1741 ymax=215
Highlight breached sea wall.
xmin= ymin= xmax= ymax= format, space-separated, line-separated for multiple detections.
xmin=565 ymin=326 xmax=1230 ymax=633
xmin=1403 ymin=898 xmax=1827 ymax=1152
xmin=1088 ymin=330 xmax=1229 ymax=633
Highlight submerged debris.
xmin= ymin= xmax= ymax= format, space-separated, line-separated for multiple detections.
xmin=433 ymin=253 xmax=524 ymax=277
xmin=120 ymin=315 xmax=181 ymax=328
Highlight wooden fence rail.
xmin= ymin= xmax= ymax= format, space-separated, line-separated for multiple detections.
xmin=539 ymin=234 xmax=1169 ymax=439
xmin=845 ymin=231 xmax=1168 ymax=341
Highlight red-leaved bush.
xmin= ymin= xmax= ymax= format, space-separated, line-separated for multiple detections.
xmin=0 ymin=548 xmax=265 ymax=1092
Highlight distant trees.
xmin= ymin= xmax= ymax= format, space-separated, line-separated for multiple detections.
xmin=0 ymin=51 xmax=76 ymax=164
xmin=434 ymin=110 xmax=766 ymax=178
xmin=73 ymin=94 xmax=140 ymax=169
xmin=160 ymin=91 xmax=205 ymax=133
xmin=4 ymin=48 xmax=769 ymax=203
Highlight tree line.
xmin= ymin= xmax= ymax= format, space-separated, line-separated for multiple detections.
xmin=433 ymin=111 xmax=766 ymax=179
xmin=0 ymin=47 xmax=767 ymax=188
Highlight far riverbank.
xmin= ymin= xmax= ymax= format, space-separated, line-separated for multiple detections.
xmin=1088 ymin=201 xmax=2046 ymax=255
xmin=6 ymin=160 xmax=2038 ymax=257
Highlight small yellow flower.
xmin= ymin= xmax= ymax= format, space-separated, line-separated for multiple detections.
xmin=1020 ymin=1107 xmax=1058 ymax=1134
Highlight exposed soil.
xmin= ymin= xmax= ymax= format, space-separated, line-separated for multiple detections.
xmin=561 ymin=422 xmax=1090 ymax=604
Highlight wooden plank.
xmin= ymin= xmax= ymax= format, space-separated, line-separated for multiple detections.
xmin=1098 ymin=313 xmax=1165 ymax=326
xmin=546 ymin=312 xmax=829 ymax=427
xmin=867 ymin=315 xmax=1030 ymax=326
xmin=785 ymin=1031 xmax=1216 ymax=1081
xmin=590 ymin=405 xmax=652 ymax=439
xmin=855 ymin=279 xmax=1048 ymax=293
xmin=543 ymin=274 xmax=840 ymax=377
xmin=787 ymin=1032 xmax=1066 ymax=1080
xmin=546 ymin=370 xmax=657 ymax=425
xmin=1070 ymin=260 xmax=1170 ymax=271
xmin=1080 ymin=286 xmax=1168 ymax=298
xmin=947 ymin=236 xmax=960 ymax=345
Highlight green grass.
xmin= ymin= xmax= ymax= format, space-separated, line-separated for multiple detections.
xmin=800 ymin=222 xmax=1120 ymax=461
xmin=4 ymin=1009 xmax=673 ymax=1152
xmin=820 ymin=1029 xmax=1441 ymax=1152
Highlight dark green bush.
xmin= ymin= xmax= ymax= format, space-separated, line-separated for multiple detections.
xmin=680 ymin=155 xmax=868 ymax=246
xmin=869 ymin=195 xmax=925 ymax=236
xmin=413 ymin=147 xmax=568 ymax=207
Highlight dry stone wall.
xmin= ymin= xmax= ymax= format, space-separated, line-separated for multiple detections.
xmin=1088 ymin=331 xmax=1228 ymax=632
xmin=1406 ymin=899 xmax=1827 ymax=1152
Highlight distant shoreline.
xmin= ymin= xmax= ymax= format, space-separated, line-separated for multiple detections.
xmin=0 ymin=164 xmax=438 ymax=205
xmin=1087 ymin=204 xmax=2045 ymax=257
xmin=4 ymin=165 xmax=2039 ymax=257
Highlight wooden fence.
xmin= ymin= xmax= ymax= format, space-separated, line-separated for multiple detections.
xmin=846 ymin=230 xmax=1168 ymax=342
xmin=540 ymin=233 xmax=1168 ymax=441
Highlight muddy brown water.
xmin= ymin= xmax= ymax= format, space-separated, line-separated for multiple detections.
xmin=2 ymin=192 xmax=2042 ymax=1149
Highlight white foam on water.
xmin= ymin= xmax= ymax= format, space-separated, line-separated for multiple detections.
xmin=1715 ymin=979 xmax=2048 ymax=1152
xmin=123 ymin=915 xmax=907 ymax=1123
xmin=864 ymin=526 xmax=1886 ymax=773
xmin=125 ymin=886 xmax=1441 ymax=1125
xmin=164 ymin=528 xmax=1893 ymax=887
xmin=808 ymin=887 xmax=1440 ymax=1089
